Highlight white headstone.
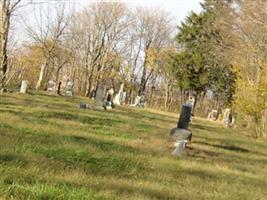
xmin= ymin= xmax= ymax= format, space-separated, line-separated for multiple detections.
xmin=20 ymin=80 xmax=28 ymax=94
xmin=207 ymin=109 xmax=218 ymax=121
xmin=47 ymin=80 xmax=56 ymax=93
xmin=130 ymin=96 xmax=141 ymax=107
xmin=66 ymin=80 xmax=73 ymax=97
xmin=113 ymin=84 xmax=124 ymax=105
xmin=104 ymin=88 xmax=115 ymax=109
xmin=121 ymin=92 xmax=127 ymax=105
xmin=222 ymin=108 xmax=233 ymax=128
xmin=187 ymin=95 xmax=195 ymax=108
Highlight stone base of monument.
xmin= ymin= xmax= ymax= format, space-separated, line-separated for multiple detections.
xmin=170 ymin=128 xmax=192 ymax=156
xmin=172 ymin=140 xmax=188 ymax=156
xmin=170 ymin=128 xmax=192 ymax=142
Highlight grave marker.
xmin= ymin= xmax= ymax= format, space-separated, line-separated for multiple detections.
xmin=170 ymin=103 xmax=193 ymax=156
xmin=20 ymin=80 xmax=28 ymax=94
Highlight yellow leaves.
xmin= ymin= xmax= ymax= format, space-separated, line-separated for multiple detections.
xmin=146 ymin=47 xmax=176 ymax=71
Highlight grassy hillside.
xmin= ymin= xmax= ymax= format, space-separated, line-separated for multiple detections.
xmin=0 ymin=92 xmax=267 ymax=200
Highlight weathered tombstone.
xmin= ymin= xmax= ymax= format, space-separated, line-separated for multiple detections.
xmin=47 ymin=80 xmax=56 ymax=94
xmin=66 ymin=80 xmax=73 ymax=97
xmin=139 ymin=94 xmax=146 ymax=108
xmin=207 ymin=109 xmax=218 ymax=121
xmin=121 ymin=92 xmax=127 ymax=105
xmin=20 ymin=80 xmax=28 ymax=94
xmin=178 ymin=104 xmax=192 ymax=129
xmin=94 ymin=84 xmax=105 ymax=109
xmin=104 ymin=88 xmax=115 ymax=110
xmin=186 ymin=95 xmax=195 ymax=112
xmin=90 ymin=89 xmax=96 ymax=99
xmin=79 ymin=103 xmax=92 ymax=109
xmin=113 ymin=83 xmax=124 ymax=105
xmin=130 ymin=96 xmax=141 ymax=107
xmin=170 ymin=104 xmax=193 ymax=156
xmin=222 ymin=108 xmax=233 ymax=128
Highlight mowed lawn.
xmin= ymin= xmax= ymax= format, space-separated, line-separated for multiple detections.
xmin=0 ymin=92 xmax=267 ymax=200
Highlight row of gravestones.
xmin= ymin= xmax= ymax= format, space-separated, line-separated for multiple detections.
xmin=93 ymin=83 xmax=129 ymax=110
xmin=19 ymin=79 xmax=146 ymax=110
xmin=207 ymin=108 xmax=234 ymax=128
xmin=19 ymin=80 xmax=74 ymax=97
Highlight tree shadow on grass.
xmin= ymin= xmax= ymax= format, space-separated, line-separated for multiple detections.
xmin=191 ymin=123 xmax=222 ymax=133
xmin=194 ymin=140 xmax=267 ymax=157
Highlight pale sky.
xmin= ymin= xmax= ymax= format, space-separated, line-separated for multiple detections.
xmin=14 ymin=0 xmax=203 ymax=44
xmin=69 ymin=0 xmax=204 ymax=26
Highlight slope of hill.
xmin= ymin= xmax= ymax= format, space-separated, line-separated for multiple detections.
xmin=0 ymin=92 xmax=267 ymax=200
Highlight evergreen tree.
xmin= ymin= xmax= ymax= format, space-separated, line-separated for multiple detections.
xmin=169 ymin=0 xmax=236 ymax=111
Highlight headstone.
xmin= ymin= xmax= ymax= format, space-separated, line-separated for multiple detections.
xmin=104 ymin=88 xmax=115 ymax=110
xmin=47 ymin=80 xmax=56 ymax=93
xmin=222 ymin=108 xmax=233 ymax=128
xmin=207 ymin=109 xmax=218 ymax=121
xmin=186 ymin=95 xmax=195 ymax=108
xmin=121 ymin=92 xmax=127 ymax=105
xmin=90 ymin=89 xmax=96 ymax=99
xmin=94 ymin=84 xmax=105 ymax=109
xmin=130 ymin=96 xmax=141 ymax=107
xmin=178 ymin=104 xmax=192 ymax=129
xmin=66 ymin=80 xmax=73 ymax=97
xmin=113 ymin=83 xmax=124 ymax=105
xmin=139 ymin=94 xmax=146 ymax=108
xmin=170 ymin=103 xmax=193 ymax=156
xmin=79 ymin=103 xmax=92 ymax=109
xmin=20 ymin=80 xmax=28 ymax=94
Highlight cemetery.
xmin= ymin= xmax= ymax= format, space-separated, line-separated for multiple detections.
xmin=0 ymin=91 xmax=267 ymax=199
xmin=0 ymin=0 xmax=267 ymax=199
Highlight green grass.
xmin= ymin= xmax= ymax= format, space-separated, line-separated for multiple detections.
xmin=0 ymin=91 xmax=267 ymax=200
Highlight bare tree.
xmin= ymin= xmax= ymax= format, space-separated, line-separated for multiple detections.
xmin=26 ymin=2 xmax=67 ymax=89
xmin=134 ymin=7 xmax=173 ymax=95
xmin=69 ymin=2 xmax=131 ymax=96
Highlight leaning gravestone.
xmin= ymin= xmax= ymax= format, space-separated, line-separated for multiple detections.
xmin=20 ymin=80 xmax=28 ymax=94
xmin=170 ymin=103 xmax=193 ymax=156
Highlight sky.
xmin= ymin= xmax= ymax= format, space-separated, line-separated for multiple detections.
xmin=14 ymin=0 xmax=203 ymax=44
xmin=69 ymin=0 xmax=204 ymax=26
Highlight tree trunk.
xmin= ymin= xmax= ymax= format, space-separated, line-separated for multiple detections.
xmin=36 ymin=63 xmax=46 ymax=89
xmin=0 ymin=1 xmax=10 ymax=89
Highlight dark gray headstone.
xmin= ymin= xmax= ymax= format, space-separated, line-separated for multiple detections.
xmin=177 ymin=104 xmax=192 ymax=129
xmin=94 ymin=84 xmax=105 ymax=108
